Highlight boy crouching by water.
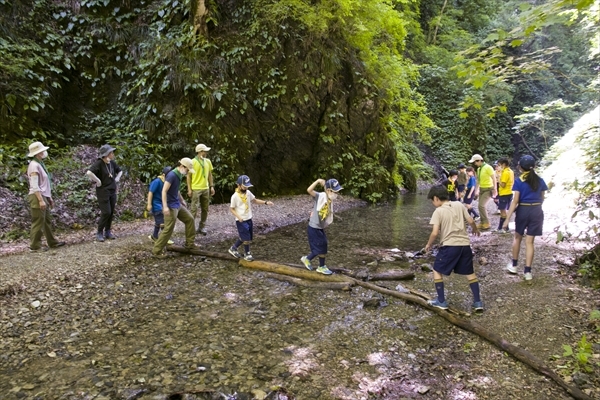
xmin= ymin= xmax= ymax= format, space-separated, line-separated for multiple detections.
xmin=300 ymin=178 xmax=343 ymax=275
xmin=228 ymin=175 xmax=274 ymax=261
xmin=425 ymin=185 xmax=483 ymax=311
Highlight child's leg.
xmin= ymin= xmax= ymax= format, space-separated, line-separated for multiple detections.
xmin=465 ymin=273 xmax=481 ymax=302
xmin=432 ymin=270 xmax=445 ymax=303
xmin=232 ymin=238 xmax=243 ymax=249
xmin=524 ymin=235 xmax=535 ymax=273
xmin=243 ymin=241 xmax=251 ymax=254
xmin=511 ymin=233 xmax=523 ymax=267
xmin=318 ymin=254 xmax=326 ymax=267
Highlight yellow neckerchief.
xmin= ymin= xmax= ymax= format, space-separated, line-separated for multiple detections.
xmin=318 ymin=194 xmax=332 ymax=221
xmin=236 ymin=188 xmax=249 ymax=211
xmin=520 ymin=171 xmax=530 ymax=181
xmin=158 ymin=174 xmax=165 ymax=182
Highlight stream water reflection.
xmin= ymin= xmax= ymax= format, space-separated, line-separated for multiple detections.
xmin=2 ymin=194 xmax=441 ymax=399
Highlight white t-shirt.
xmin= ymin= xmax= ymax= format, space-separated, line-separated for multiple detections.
xmin=230 ymin=190 xmax=255 ymax=221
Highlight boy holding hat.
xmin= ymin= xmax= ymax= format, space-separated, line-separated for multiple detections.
xmin=26 ymin=141 xmax=65 ymax=252
xmin=300 ymin=178 xmax=343 ymax=275
xmin=187 ymin=143 xmax=215 ymax=235
xmin=152 ymin=158 xmax=198 ymax=257
xmin=86 ymin=144 xmax=123 ymax=242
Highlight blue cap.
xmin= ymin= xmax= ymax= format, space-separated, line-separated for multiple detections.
xmin=325 ymin=178 xmax=343 ymax=192
xmin=236 ymin=175 xmax=253 ymax=187
xmin=162 ymin=166 xmax=172 ymax=175
xmin=519 ymin=155 xmax=536 ymax=171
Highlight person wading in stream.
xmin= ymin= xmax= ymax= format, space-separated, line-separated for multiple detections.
xmin=227 ymin=174 xmax=274 ymax=261
xmin=425 ymin=185 xmax=483 ymax=311
xmin=86 ymin=144 xmax=123 ymax=242
xmin=152 ymin=158 xmax=199 ymax=258
xmin=300 ymin=178 xmax=343 ymax=275
xmin=26 ymin=141 xmax=66 ymax=252
xmin=503 ymin=155 xmax=548 ymax=281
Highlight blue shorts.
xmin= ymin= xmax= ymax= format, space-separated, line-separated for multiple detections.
xmin=236 ymin=219 xmax=253 ymax=242
xmin=307 ymin=226 xmax=328 ymax=255
xmin=457 ymin=184 xmax=466 ymax=193
xmin=153 ymin=211 xmax=165 ymax=226
xmin=515 ymin=205 xmax=544 ymax=236
xmin=498 ymin=194 xmax=513 ymax=211
xmin=433 ymin=246 xmax=474 ymax=276
xmin=463 ymin=191 xmax=475 ymax=205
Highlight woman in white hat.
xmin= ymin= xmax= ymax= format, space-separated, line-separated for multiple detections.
xmin=86 ymin=144 xmax=123 ymax=242
xmin=26 ymin=142 xmax=65 ymax=251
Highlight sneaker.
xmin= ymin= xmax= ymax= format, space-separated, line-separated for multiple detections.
xmin=167 ymin=239 xmax=174 ymax=245
xmin=29 ymin=246 xmax=49 ymax=253
xmin=104 ymin=231 xmax=116 ymax=240
xmin=316 ymin=266 xmax=333 ymax=275
xmin=148 ymin=235 xmax=156 ymax=242
xmin=244 ymin=252 xmax=254 ymax=262
xmin=152 ymin=252 xmax=167 ymax=259
xmin=199 ymin=228 xmax=208 ymax=236
xmin=96 ymin=233 xmax=105 ymax=242
xmin=472 ymin=301 xmax=484 ymax=311
xmin=300 ymin=256 xmax=313 ymax=271
xmin=493 ymin=229 xmax=509 ymax=234
xmin=506 ymin=262 xmax=518 ymax=274
xmin=473 ymin=216 xmax=480 ymax=222
xmin=476 ymin=223 xmax=491 ymax=230
xmin=427 ymin=299 xmax=449 ymax=310
xmin=228 ymin=247 xmax=242 ymax=259
xmin=524 ymin=272 xmax=533 ymax=281
xmin=49 ymin=241 xmax=66 ymax=248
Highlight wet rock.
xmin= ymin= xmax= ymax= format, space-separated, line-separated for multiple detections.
xmin=363 ymin=298 xmax=382 ymax=308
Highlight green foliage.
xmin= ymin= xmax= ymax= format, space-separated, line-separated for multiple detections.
xmin=557 ymin=335 xmax=595 ymax=374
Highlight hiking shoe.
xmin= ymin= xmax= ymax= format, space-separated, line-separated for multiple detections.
xmin=104 ymin=231 xmax=116 ymax=240
xmin=198 ymin=228 xmax=208 ymax=236
xmin=474 ymin=216 xmax=480 ymax=221
xmin=476 ymin=223 xmax=491 ymax=230
xmin=316 ymin=266 xmax=333 ymax=275
xmin=228 ymin=247 xmax=242 ymax=259
xmin=427 ymin=299 xmax=449 ymax=310
xmin=524 ymin=272 xmax=533 ymax=281
xmin=167 ymin=239 xmax=174 ymax=245
xmin=300 ymin=256 xmax=313 ymax=271
xmin=49 ymin=241 xmax=66 ymax=248
xmin=96 ymin=233 xmax=105 ymax=242
xmin=506 ymin=262 xmax=518 ymax=274
xmin=29 ymin=246 xmax=49 ymax=253
xmin=472 ymin=301 xmax=484 ymax=312
xmin=244 ymin=252 xmax=254 ymax=262
xmin=148 ymin=235 xmax=156 ymax=242
xmin=152 ymin=252 xmax=167 ymax=259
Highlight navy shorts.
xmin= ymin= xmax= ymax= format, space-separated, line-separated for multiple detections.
xmin=463 ymin=191 xmax=475 ymax=205
xmin=515 ymin=205 xmax=544 ymax=236
xmin=307 ymin=226 xmax=328 ymax=255
xmin=497 ymin=194 xmax=513 ymax=211
xmin=236 ymin=219 xmax=253 ymax=242
xmin=457 ymin=184 xmax=466 ymax=193
xmin=153 ymin=211 xmax=164 ymax=226
xmin=433 ymin=245 xmax=474 ymax=276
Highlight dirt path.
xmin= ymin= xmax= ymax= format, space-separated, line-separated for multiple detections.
xmin=1 ymin=194 xmax=599 ymax=399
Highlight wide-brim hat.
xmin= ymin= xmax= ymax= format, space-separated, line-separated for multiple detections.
xmin=325 ymin=178 xmax=343 ymax=192
xmin=27 ymin=141 xmax=49 ymax=157
xmin=195 ymin=144 xmax=211 ymax=152
xmin=179 ymin=158 xmax=196 ymax=174
xmin=469 ymin=154 xmax=484 ymax=163
xmin=99 ymin=144 xmax=116 ymax=158
xmin=236 ymin=175 xmax=253 ymax=187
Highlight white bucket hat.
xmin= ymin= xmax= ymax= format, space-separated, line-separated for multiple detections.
xmin=469 ymin=154 xmax=484 ymax=163
xmin=195 ymin=144 xmax=211 ymax=152
xmin=179 ymin=158 xmax=196 ymax=174
xmin=27 ymin=142 xmax=49 ymax=157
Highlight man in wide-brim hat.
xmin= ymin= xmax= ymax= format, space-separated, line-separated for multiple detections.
xmin=26 ymin=141 xmax=65 ymax=252
xmin=86 ymin=144 xmax=123 ymax=242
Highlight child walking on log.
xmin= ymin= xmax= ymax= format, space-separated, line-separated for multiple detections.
xmin=425 ymin=185 xmax=483 ymax=311
xmin=300 ymin=178 xmax=343 ymax=275
xmin=228 ymin=175 xmax=274 ymax=261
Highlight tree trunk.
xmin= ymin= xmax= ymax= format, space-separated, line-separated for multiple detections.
xmin=263 ymin=272 xmax=353 ymax=290
xmin=191 ymin=0 xmax=208 ymax=37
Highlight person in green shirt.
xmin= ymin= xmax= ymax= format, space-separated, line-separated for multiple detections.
xmin=469 ymin=154 xmax=497 ymax=230
xmin=186 ymin=144 xmax=215 ymax=235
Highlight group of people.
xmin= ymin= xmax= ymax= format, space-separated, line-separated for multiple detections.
xmin=426 ymin=153 xmax=548 ymax=312
xmin=25 ymin=141 xmax=344 ymax=276
xmin=24 ymin=141 xmax=549 ymax=307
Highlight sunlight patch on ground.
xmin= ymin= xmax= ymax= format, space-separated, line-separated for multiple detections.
xmin=283 ymin=346 xmax=318 ymax=377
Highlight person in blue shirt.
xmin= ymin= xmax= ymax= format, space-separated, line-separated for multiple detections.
xmin=503 ymin=155 xmax=548 ymax=281
xmin=146 ymin=166 xmax=174 ymax=244
xmin=151 ymin=158 xmax=198 ymax=258
xmin=463 ymin=167 xmax=480 ymax=220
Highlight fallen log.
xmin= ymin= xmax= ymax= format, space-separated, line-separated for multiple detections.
xmin=331 ymin=267 xmax=415 ymax=281
xmin=164 ymin=246 xmax=593 ymax=399
xmin=263 ymin=272 xmax=353 ymax=290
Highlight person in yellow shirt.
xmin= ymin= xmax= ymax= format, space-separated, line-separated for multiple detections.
xmin=469 ymin=153 xmax=497 ymax=230
xmin=495 ymin=157 xmax=514 ymax=233
xmin=186 ymin=144 xmax=215 ymax=235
